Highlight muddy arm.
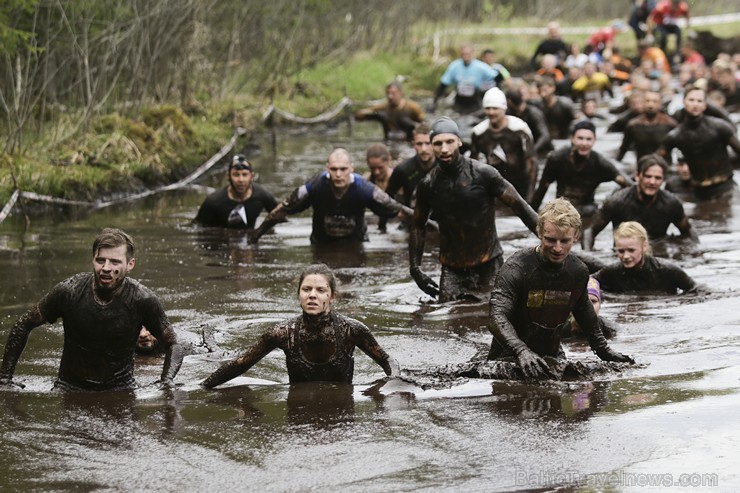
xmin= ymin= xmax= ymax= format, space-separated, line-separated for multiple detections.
xmin=158 ymin=324 xmax=185 ymax=384
xmin=0 ymin=306 xmax=46 ymax=386
xmin=353 ymin=324 xmax=400 ymax=377
xmin=408 ymin=187 xmax=439 ymax=297
xmin=676 ymin=216 xmax=699 ymax=243
xmin=583 ymin=211 xmax=609 ymax=250
xmin=498 ymin=185 xmax=538 ymax=234
xmin=201 ymin=330 xmax=282 ymax=388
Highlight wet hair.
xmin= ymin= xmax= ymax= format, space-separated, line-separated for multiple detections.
xmin=386 ymin=81 xmax=403 ymax=92
xmin=683 ymin=83 xmax=706 ymax=98
xmin=298 ymin=263 xmax=338 ymax=296
xmin=537 ymin=76 xmax=556 ymax=89
xmin=92 ymin=228 xmax=135 ymax=260
xmin=412 ymin=122 xmax=431 ymax=138
xmin=366 ymin=143 xmax=391 ymax=162
xmin=613 ymin=221 xmax=652 ymax=256
xmin=505 ymin=89 xmax=523 ymax=107
xmin=637 ymin=154 xmax=668 ymax=175
xmin=536 ymin=198 xmax=582 ymax=238
xmin=571 ymin=119 xmax=596 ymax=136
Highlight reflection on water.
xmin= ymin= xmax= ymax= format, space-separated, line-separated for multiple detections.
xmin=1 ymin=123 xmax=740 ymax=490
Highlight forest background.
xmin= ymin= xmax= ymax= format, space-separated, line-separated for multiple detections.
xmin=1 ymin=0 xmax=739 ymax=205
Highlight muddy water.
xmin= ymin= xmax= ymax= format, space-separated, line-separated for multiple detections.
xmin=1 ymin=121 xmax=739 ymax=492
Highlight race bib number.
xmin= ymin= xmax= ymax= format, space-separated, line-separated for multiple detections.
xmin=457 ymin=81 xmax=475 ymax=97
xmin=324 ymin=215 xmax=356 ymax=237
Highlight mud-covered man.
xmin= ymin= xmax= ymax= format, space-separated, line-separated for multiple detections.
xmin=584 ymin=153 xmax=698 ymax=249
xmin=0 ymin=229 xmax=184 ymax=391
xmin=409 ymin=117 xmax=538 ymax=302
xmin=659 ymin=84 xmax=740 ymax=201
xmin=616 ymin=90 xmax=677 ymax=162
xmin=470 ymin=87 xmax=538 ymax=201
xmin=530 ymin=120 xmax=633 ymax=217
xmin=251 ymin=148 xmax=412 ymax=244
xmin=194 ymin=154 xmax=278 ymax=229
xmin=487 ymin=198 xmax=634 ymax=379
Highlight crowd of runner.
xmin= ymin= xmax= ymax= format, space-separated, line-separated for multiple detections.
xmin=2 ymin=1 xmax=738 ymax=391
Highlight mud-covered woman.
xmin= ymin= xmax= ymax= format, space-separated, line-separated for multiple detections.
xmin=202 ymin=264 xmax=399 ymax=387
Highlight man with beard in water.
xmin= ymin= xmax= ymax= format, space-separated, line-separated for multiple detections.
xmin=470 ymin=87 xmax=538 ymax=202
xmin=659 ymin=84 xmax=740 ymax=201
xmin=409 ymin=117 xmax=538 ymax=302
xmin=530 ymin=120 xmax=633 ymax=218
xmin=194 ymin=154 xmax=278 ymax=229
xmin=487 ymin=198 xmax=634 ymax=379
xmin=0 ymin=229 xmax=183 ymax=391
xmin=616 ymin=90 xmax=677 ymax=162
xmin=202 ymin=263 xmax=399 ymax=386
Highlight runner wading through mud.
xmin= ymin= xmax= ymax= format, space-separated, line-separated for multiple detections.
xmin=409 ymin=117 xmax=538 ymax=302
xmin=202 ymin=263 xmax=400 ymax=387
xmin=487 ymin=198 xmax=634 ymax=380
xmin=0 ymin=229 xmax=184 ymax=391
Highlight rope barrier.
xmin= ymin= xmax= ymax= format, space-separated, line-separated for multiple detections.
xmin=0 ymin=127 xmax=244 ymax=223
xmin=262 ymin=97 xmax=353 ymax=125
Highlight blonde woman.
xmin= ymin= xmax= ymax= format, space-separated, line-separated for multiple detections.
xmin=594 ymin=221 xmax=697 ymax=294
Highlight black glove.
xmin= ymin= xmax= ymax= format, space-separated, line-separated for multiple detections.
xmin=516 ymin=349 xmax=556 ymax=379
xmin=0 ymin=377 xmax=25 ymax=389
xmin=595 ymin=346 xmax=635 ymax=364
xmin=410 ymin=267 xmax=439 ymax=298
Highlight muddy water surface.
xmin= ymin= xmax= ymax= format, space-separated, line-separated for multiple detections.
xmin=0 ymin=122 xmax=739 ymax=492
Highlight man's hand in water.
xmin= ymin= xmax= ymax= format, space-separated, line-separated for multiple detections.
xmin=516 ymin=349 xmax=555 ymax=379
xmin=410 ymin=267 xmax=439 ymax=298
xmin=0 ymin=377 xmax=25 ymax=389
xmin=596 ymin=346 xmax=635 ymax=364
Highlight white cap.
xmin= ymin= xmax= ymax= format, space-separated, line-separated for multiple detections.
xmin=482 ymin=87 xmax=507 ymax=109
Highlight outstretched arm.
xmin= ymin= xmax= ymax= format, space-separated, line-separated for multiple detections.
xmin=498 ymin=185 xmax=538 ymax=234
xmin=676 ymin=216 xmax=699 ymax=243
xmin=572 ymin=290 xmax=634 ymax=363
xmin=529 ymin=177 xmax=551 ymax=211
xmin=352 ymin=324 xmax=400 ymax=377
xmin=0 ymin=306 xmax=47 ymax=387
xmin=158 ymin=324 xmax=185 ymax=384
xmin=583 ymin=210 xmax=609 ymax=250
xmin=489 ymin=267 xmax=554 ymax=379
xmin=202 ymin=329 xmax=282 ymax=388
xmin=408 ymin=185 xmax=439 ymax=298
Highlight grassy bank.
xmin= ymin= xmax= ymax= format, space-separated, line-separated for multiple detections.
xmin=2 ymin=17 xmax=739 ymax=209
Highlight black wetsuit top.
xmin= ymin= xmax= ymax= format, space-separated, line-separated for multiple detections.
xmin=541 ymin=97 xmax=577 ymax=139
xmin=488 ymin=248 xmax=608 ymax=359
xmin=530 ymin=39 xmax=569 ymax=69
xmin=539 ymin=146 xmax=622 ymax=209
xmin=415 ymin=154 xmax=512 ymax=268
xmin=594 ymin=185 xmax=688 ymax=239
xmin=470 ymin=117 xmax=536 ymax=200
xmin=385 ymin=156 xmax=436 ymax=207
xmin=201 ymin=312 xmax=396 ymax=387
xmin=282 ymin=171 xmax=403 ymax=243
xmin=508 ymin=104 xmax=553 ymax=155
xmin=282 ymin=313 xmax=360 ymax=383
xmin=664 ymin=175 xmax=693 ymax=198
xmin=594 ymin=256 xmax=697 ymax=294
xmin=607 ymin=108 xmax=640 ymax=133
xmin=194 ymin=184 xmax=278 ymax=229
xmin=618 ymin=112 xmax=677 ymax=161
xmin=661 ymin=115 xmax=737 ymax=189
xmin=38 ymin=273 xmax=170 ymax=391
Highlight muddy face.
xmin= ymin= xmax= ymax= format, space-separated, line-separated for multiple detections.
xmin=92 ymin=245 xmax=134 ymax=296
